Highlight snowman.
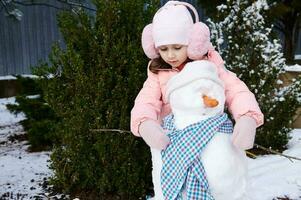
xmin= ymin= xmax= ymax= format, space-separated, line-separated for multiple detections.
xmin=150 ymin=60 xmax=248 ymax=200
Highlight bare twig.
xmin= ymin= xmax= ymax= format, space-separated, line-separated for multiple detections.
xmin=90 ymin=128 xmax=132 ymax=134
xmin=0 ymin=0 xmax=96 ymax=15
xmin=0 ymin=0 xmax=8 ymax=13
xmin=246 ymin=151 xmax=257 ymax=159
xmin=254 ymin=143 xmax=301 ymax=162
xmin=12 ymin=0 xmax=68 ymax=11
xmin=13 ymin=0 xmax=96 ymax=11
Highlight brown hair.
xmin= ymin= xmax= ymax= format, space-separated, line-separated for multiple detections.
xmin=149 ymin=56 xmax=193 ymax=74
xmin=149 ymin=57 xmax=172 ymax=74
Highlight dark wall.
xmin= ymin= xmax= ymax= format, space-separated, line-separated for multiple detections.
xmin=0 ymin=1 xmax=65 ymax=76
xmin=0 ymin=0 xmax=95 ymax=76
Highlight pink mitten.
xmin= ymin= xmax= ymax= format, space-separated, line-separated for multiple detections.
xmin=232 ymin=115 xmax=257 ymax=150
xmin=139 ymin=120 xmax=170 ymax=150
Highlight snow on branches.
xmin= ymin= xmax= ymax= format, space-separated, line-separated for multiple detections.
xmin=208 ymin=0 xmax=301 ymax=148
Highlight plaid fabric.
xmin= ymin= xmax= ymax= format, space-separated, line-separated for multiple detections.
xmin=161 ymin=113 xmax=233 ymax=200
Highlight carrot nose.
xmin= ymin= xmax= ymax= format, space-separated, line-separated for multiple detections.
xmin=203 ymin=95 xmax=219 ymax=107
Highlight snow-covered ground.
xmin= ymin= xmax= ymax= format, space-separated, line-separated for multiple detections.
xmin=0 ymin=97 xmax=52 ymax=200
xmin=0 ymin=97 xmax=301 ymax=200
xmin=248 ymin=129 xmax=301 ymax=200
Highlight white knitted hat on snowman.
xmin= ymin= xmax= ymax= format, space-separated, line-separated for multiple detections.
xmin=166 ymin=60 xmax=224 ymax=102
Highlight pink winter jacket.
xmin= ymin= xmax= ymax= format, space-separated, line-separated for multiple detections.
xmin=130 ymin=50 xmax=264 ymax=136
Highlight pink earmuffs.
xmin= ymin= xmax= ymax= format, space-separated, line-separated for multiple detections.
xmin=141 ymin=1 xmax=213 ymax=60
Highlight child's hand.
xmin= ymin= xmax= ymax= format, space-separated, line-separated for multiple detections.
xmin=139 ymin=120 xmax=170 ymax=150
xmin=232 ymin=115 xmax=257 ymax=150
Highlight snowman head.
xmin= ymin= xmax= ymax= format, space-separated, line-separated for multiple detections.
xmin=166 ymin=60 xmax=225 ymax=118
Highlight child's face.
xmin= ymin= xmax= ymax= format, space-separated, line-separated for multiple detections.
xmin=158 ymin=44 xmax=188 ymax=68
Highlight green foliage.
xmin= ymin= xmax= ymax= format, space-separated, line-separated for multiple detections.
xmin=199 ymin=0 xmax=301 ymax=63
xmin=34 ymin=0 xmax=159 ymax=198
xmin=14 ymin=75 xmax=42 ymax=95
xmin=208 ymin=0 xmax=301 ymax=149
xmin=6 ymin=76 xmax=59 ymax=151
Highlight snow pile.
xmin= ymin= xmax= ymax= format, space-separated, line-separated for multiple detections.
xmin=285 ymin=64 xmax=301 ymax=72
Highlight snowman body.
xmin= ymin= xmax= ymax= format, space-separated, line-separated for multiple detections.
xmin=150 ymin=61 xmax=248 ymax=200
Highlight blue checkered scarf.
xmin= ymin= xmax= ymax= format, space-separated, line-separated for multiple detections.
xmin=161 ymin=113 xmax=233 ymax=200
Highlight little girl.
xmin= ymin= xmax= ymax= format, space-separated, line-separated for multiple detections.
xmin=131 ymin=1 xmax=264 ymax=151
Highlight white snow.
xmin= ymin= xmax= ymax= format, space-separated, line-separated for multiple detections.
xmin=0 ymin=97 xmax=52 ymax=199
xmin=248 ymin=129 xmax=301 ymax=200
xmin=0 ymin=98 xmax=26 ymax=126
xmin=295 ymin=55 xmax=301 ymax=60
xmin=0 ymin=74 xmax=39 ymax=80
xmin=0 ymin=76 xmax=17 ymax=81
xmin=0 ymin=97 xmax=301 ymax=199
xmin=285 ymin=64 xmax=301 ymax=72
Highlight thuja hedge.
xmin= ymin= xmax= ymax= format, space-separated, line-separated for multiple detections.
xmin=34 ymin=0 xmax=159 ymax=199
xmin=6 ymin=76 xmax=60 ymax=151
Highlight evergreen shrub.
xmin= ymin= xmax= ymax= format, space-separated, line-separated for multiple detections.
xmin=208 ymin=0 xmax=301 ymax=149
xmin=34 ymin=0 xmax=159 ymax=198
xmin=6 ymin=76 xmax=60 ymax=151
